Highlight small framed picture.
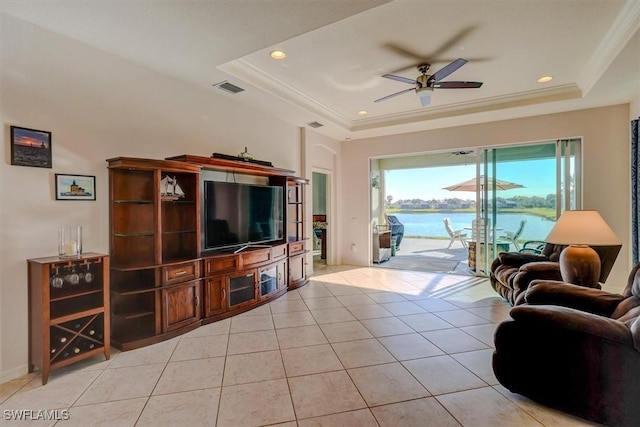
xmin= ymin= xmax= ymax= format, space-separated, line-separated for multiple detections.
xmin=55 ymin=174 xmax=96 ymax=201
xmin=10 ymin=126 xmax=52 ymax=168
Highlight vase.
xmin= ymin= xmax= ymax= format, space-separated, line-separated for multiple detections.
xmin=58 ymin=226 xmax=82 ymax=258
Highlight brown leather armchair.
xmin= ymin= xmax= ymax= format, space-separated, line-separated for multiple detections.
xmin=492 ymin=263 xmax=640 ymax=426
xmin=490 ymin=242 xmax=620 ymax=305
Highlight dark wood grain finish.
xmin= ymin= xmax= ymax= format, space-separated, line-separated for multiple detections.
xmin=108 ymin=158 xmax=202 ymax=350
xmin=162 ymin=280 xmax=201 ymax=332
xmin=166 ymin=154 xmax=295 ymax=177
xmin=108 ymin=155 xmax=308 ymax=350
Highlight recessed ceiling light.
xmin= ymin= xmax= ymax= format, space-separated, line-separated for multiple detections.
xmin=270 ymin=50 xmax=286 ymax=60
xmin=538 ymin=76 xmax=554 ymax=83
xmin=357 ymin=110 xmax=368 ymax=116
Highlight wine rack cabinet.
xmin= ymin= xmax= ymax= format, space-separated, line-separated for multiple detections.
xmin=27 ymin=253 xmax=110 ymax=384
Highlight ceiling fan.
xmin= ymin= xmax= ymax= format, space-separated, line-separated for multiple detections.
xmin=374 ymin=58 xmax=483 ymax=106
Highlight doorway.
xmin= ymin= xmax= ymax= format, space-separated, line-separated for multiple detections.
xmin=476 ymin=139 xmax=581 ymax=274
xmin=312 ymin=171 xmax=329 ymax=267
xmin=370 ymin=139 xmax=582 ymax=276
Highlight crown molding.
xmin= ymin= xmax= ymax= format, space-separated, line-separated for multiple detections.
xmin=578 ymin=0 xmax=640 ymax=95
xmin=222 ymin=57 xmax=585 ymax=133
xmin=350 ymin=84 xmax=582 ymax=131
xmin=219 ymin=59 xmax=352 ymax=129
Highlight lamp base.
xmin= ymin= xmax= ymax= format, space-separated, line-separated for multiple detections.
xmin=559 ymin=244 xmax=601 ymax=288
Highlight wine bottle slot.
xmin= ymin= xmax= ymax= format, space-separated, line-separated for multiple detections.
xmin=77 ymin=338 xmax=96 ymax=351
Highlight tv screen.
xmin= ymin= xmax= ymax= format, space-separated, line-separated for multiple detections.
xmin=203 ymin=181 xmax=284 ymax=251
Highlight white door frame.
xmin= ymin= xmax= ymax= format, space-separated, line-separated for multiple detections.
xmin=312 ymin=167 xmax=334 ymax=265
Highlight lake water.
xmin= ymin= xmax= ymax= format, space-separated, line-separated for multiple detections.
xmin=389 ymin=212 xmax=556 ymax=242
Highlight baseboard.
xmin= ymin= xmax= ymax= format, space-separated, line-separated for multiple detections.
xmin=0 ymin=364 xmax=29 ymax=383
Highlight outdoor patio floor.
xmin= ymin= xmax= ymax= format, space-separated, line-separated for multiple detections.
xmin=373 ymin=237 xmax=516 ymax=276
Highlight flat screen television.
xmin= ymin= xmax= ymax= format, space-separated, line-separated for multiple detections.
xmin=203 ymin=181 xmax=284 ymax=252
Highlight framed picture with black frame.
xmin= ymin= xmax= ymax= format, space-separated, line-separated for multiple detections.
xmin=55 ymin=174 xmax=96 ymax=201
xmin=10 ymin=126 xmax=52 ymax=168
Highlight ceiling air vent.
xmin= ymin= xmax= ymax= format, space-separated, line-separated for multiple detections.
xmin=213 ymin=81 xmax=245 ymax=94
xmin=307 ymin=121 xmax=324 ymax=128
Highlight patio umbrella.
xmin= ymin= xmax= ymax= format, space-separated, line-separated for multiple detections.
xmin=442 ymin=175 xmax=524 ymax=192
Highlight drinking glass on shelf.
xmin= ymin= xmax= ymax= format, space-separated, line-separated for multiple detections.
xmin=66 ymin=266 xmax=80 ymax=286
xmin=83 ymin=263 xmax=93 ymax=283
xmin=50 ymin=267 xmax=64 ymax=289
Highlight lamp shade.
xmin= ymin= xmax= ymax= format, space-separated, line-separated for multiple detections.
xmin=545 ymin=210 xmax=620 ymax=245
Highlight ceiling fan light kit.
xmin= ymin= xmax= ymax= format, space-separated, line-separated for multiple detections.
xmin=417 ymin=86 xmax=433 ymax=106
xmin=375 ymin=58 xmax=483 ymax=106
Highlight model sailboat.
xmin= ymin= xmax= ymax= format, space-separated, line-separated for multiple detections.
xmin=160 ymin=175 xmax=185 ymax=200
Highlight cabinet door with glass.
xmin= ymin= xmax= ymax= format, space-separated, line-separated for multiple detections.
xmin=227 ymin=271 xmax=257 ymax=310
xmin=258 ymin=260 xmax=287 ymax=300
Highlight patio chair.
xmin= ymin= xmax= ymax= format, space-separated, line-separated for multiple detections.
xmin=498 ymin=219 xmax=527 ymax=250
xmin=443 ymin=218 xmax=468 ymax=248
xmin=470 ymin=218 xmax=492 ymax=241
xmin=519 ymin=240 xmax=546 ymax=254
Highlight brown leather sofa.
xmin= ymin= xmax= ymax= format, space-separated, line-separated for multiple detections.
xmin=490 ymin=242 xmax=620 ymax=305
xmin=492 ymin=263 xmax=640 ymax=426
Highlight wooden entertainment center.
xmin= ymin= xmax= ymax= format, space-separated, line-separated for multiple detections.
xmin=107 ymin=155 xmax=308 ymax=350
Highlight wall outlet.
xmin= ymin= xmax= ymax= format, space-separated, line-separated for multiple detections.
xmin=351 ymin=243 xmax=357 ymax=252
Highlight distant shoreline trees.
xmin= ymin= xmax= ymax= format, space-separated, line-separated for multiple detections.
xmin=386 ymin=195 xmax=557 ymax=220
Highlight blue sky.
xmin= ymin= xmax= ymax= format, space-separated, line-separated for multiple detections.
xmin=384 ymin=159 xmax=558 ymax=201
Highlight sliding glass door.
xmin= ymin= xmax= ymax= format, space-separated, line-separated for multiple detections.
xmin=476 ymin=139 xmax=581 ymax=274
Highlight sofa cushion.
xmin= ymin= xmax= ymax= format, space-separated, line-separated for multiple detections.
xmin=498 ymin=252 xmax=547 ymax=268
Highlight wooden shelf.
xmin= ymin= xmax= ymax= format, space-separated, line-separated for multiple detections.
xmin=113 ymin=199 xmax=153 ymax=204
xmin=28 ymin=254 xmax=110 ymax=385
xmin=113 ymin=310 xmax=155 ymax=320
xmin=166 ymin=154 xmax=295 ymax=177
xmin=50 ymin=286 xmax=103 ymax=302
xmin=108 ymin=157 xmax=202 ymax=350
xmin=107 ymin=156 xmax=202 ymax=174
xmin=51 ymin=306 xmax=105 ymax=324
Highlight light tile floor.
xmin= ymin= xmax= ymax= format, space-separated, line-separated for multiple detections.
xmin=0 ymin=265 xmax=598 ymax=426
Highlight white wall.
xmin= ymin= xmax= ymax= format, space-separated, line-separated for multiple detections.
xmin=341 ymin=104 xmax=632 ymax=292
xmin=0 ymin=14 xmax=304 ymax=381
xmin=632 ymin=94 xmax=640 ymax=119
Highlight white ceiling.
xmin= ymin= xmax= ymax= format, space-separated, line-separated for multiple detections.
xmin=2 ymin=0 xmax=639 ymax=141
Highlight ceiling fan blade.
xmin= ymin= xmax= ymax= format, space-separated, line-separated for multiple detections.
xmin=429 ymin=26 xmax=476 ymax=61
xmin=381 ymin=74 xmax=416 ymax=85
xmin=382 ymin=42 xmax=424 ymax=62
xmin=383 ymin=26 xmax=479 ymax=73
xmin=434 ymin=81 xmax=483 ymax=89
xmin=374 ymin=87 xmax=415 ymax=103
xmin=390 ymin=57 xmax=491 ymax=74
xmin=431 ymin=58 xmax=468 ymax=82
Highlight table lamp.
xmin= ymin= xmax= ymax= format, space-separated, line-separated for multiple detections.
xmin=545 ymin=210 xmax=620 ymax=288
